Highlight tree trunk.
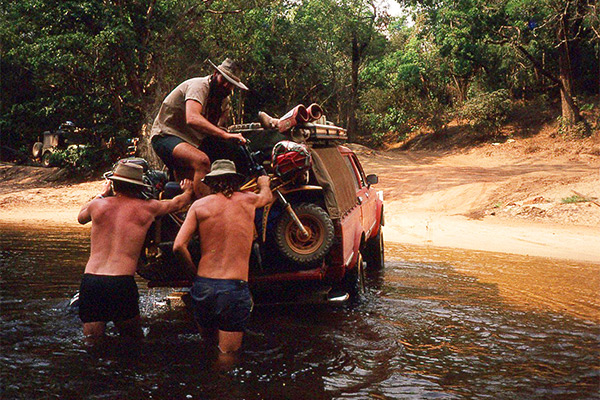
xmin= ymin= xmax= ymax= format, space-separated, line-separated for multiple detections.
xmin=452 ymin=75 xmax=469 ymax=104
xmin=515 ymin=44 xmax=582 ymax=126
xmin=347 ymin=35 xmax=360 ymax=142
xmin=557 ymin=7 xmax=582 ymax=125
xmin=558 ymin=54 xmax=580 ymax=125
xmin=138 ymin=122 xmax=164 ymax=169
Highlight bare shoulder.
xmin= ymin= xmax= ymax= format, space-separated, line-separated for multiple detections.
xmin=187 ymin=196 xmax=213 ymax=217
xmin=235 ymin=191 xmax=258 ymax=201
xmin=191 ymin=195 xmax=213 ymax=208
xmin=137 ymin=198 xmax=167 ymax=214
xmin=236 ymin=191 xmax=264 ymax=205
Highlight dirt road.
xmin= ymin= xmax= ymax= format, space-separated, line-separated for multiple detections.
xmin=1 ymin=137 xmax=599 ymax=263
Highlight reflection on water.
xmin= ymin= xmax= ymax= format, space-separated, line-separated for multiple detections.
xmin=1 ymin=223 xmax=599 ymax=399
xmin=389 ymin=243 xmax=600 ymax=323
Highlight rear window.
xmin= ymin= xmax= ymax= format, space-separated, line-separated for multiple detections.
xmin=350 ymin=155 xmax=367 ymax=187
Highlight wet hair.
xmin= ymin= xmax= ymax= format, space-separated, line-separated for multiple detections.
xmin=112 ymin=180 xmax=144 ymax=198
xmin=206 ymin=176 xmax=242 ymax=198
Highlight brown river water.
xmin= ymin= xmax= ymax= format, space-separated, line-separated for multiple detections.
xmin=1 ymin=223 xmax=598 ymax=399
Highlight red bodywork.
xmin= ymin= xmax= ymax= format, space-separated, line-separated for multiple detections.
xmin=250 ymin=144 xmax=383 ymax=288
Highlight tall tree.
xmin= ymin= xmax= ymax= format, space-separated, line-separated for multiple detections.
xmin=398 ymin=0 xmax=496 ymax=104
xmin=292 ymin=0 xmax=388 ymax=140
xmin=494 ymin=0 xmax=593 ymax=126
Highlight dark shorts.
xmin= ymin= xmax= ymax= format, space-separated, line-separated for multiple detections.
xmin=198 ymin=136 xmax=245 ymax=170
xmin=190 ymin=276 xmax=253 ymax=332
xmin=152 ymin=134 xmax=250 ymax=176
xmin=78 ymin=274 xmax=140 ymax=323
xmin=151 ymin=134 xmax=186 ymax=171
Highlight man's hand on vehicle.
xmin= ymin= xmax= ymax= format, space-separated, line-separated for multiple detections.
xmin=257 ymin=175 xmax=270 ymax=188
xmin=228 ymin=132 xmax=247 ymax=144
xmin=180 ymin=179 xmax=193 ymax=193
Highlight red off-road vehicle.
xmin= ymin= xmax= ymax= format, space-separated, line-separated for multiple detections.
xmin=135 ymin=120 xmax=384 ymax=303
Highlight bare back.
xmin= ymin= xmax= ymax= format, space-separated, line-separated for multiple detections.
xmin=82 ymin=196 xmax=161 ymax=276
xmin=192 ymin=192 xmax=257 ymax=281
xmin=79 ymin=179 xmax=192 ymax=276
xmin=173 ymin=175 xmax=272 ymax=282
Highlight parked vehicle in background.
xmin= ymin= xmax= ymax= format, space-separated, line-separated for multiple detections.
xmin=131 ymin=117 xmax=385 ymax=304
xmin=31 ymin=122 xmax=141 ymax=168
xmin=31 ymin=121 xmax=81 ymax=167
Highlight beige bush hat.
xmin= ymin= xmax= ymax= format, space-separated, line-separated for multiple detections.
xmin=208 ymin=58 xmax=249 ymax=91
xmin=203 ymin=159 xmax=245 ymax=183
xmin=106 ymin=162 xmax=151 ymax=187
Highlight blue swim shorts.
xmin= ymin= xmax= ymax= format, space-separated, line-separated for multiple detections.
xmin=190 ymin=276 xmax=253 ymax=332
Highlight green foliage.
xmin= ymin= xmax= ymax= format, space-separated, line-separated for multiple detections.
xmin=1 ymin=0 xmax=145 ymax=150
xmin=580 ymin=103 xmax=595 ymax=112
xmin=561 ymin=195 xmax=587 ymax=204
xmin=358 ymin=24 xmax=453 ymax=141
xmin=49 ymin=145 xmax=115 ymax=176
xmin=557 ymin=118 xmax=591 ymax=138
xmin=459 ymin=89 xmax=513 ymax=133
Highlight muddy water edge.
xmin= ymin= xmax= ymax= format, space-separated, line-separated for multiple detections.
xmin=1 ymin=223 xmax=598 ymax=399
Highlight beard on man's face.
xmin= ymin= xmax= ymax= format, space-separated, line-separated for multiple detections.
xmin=210 ymin=74 xmax=233 ymax=99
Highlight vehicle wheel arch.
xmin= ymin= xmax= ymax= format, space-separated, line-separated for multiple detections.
xmin=359 ymin=233 xmax=366 ymax=254
xmin=378 ymin=203 xmax=385 ymax=227
xmin=342 ymin=251 xmax=365 ymax=299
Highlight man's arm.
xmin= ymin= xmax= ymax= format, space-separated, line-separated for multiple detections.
xmin=77 ymin=180 xmax=112 ymax=224
xmin=254 ymin=175 xmax=273 ymax=209
xmin=151 ymin=179 xmax=194 ymax=216
xmin=186 ymin=100 xmax=246 ymax=143
xmin=217 ymin=108 xmax=230 ymax=128
xmin=173 ymin=203 xmax=200 ymax=276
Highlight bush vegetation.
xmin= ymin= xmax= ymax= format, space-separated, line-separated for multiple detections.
xmin=459 ymin=89 xmax=513 ymax=134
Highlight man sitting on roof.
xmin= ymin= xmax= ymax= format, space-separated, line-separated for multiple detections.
xmin=150 ymin=58 xmax=248 ymax=199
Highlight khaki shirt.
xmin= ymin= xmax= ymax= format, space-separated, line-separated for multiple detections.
xmin=150 ymin=76 xmax=230 ymax=147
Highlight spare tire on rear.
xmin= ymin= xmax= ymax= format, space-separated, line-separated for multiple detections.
xmin=32 ymin=142 xmax=43 ymax=159
xmin=275 ymin=202 xmax=334 ymax=265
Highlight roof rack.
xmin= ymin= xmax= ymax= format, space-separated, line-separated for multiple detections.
xmin=227 ymin=122 xmax=265 ymax=133
xmin=228 ymin=122 xmax=347 ymax=143
xmin=296 ymin=123 xmax=347 ymax=142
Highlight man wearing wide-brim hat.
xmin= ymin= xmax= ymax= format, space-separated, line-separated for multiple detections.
xmin=76 ymin=161 xmax=194 ymax=343
xmin=150 ymin=58 xmax=249 ymax=199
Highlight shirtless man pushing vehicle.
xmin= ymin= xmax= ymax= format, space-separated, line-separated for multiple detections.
xmin=77 ymin=161 xmax=193 ymax=343
xmin=173 ymin=159 xmax=273 ymax=354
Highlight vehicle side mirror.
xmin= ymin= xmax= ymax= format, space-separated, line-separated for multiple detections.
xmin=366 ymin=174 xmax=378 ymax=186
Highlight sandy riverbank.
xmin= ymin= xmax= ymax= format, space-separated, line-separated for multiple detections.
xmin=353 ymin=138 xmax=600 ymax=264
